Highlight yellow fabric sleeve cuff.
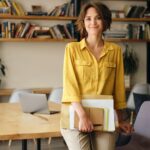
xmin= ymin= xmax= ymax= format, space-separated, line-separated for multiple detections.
xmin=115 ymin=102 xmax=127 ymax=110
xmin=62 ymin=96 xmax=81 ymax=103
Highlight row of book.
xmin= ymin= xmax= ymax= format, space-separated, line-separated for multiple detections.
xmin=49 ymin=0 xmax=80 ymax=17
xmin=0 ymin=0 xmax=80 ymax=17
xmin=0 ymin=0 xmax=25 ymax=16
xmin=104 ymin=23 xmax=150 ymax=40
xmin=104 ymin=23 xmax=128 ymax=39
xmin=124 ymin=5 xmax=146 ymax=18
xmin=128 ymin=24 xmax=150 ymax=40
xmin=0 ymin=0 xmax=149 ymax=18
xmin=0 ymin=21 xmax=77 ymax=39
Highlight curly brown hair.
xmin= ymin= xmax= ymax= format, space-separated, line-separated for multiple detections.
xmin=76 ymin=1 xmax=112 ymax=38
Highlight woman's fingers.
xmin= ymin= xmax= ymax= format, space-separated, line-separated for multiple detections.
xmin=79 ymin=121 xmax=93 ymax=132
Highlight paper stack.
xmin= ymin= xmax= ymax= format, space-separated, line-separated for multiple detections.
xmin=69 ymin=95 xmax=115 ymax=132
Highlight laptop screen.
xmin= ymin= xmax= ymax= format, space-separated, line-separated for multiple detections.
xmin=19 ymin=92 xmax=49 ymax=114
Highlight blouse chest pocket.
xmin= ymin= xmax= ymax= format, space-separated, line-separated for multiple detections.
xmin=75 ymin=60 xmax=93 ymax=82
xmin=101 ymin=62 xmax=116 ymax=81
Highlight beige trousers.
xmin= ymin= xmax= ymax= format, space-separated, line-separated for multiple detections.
xmin=61 ymin=129 xmax=116 ymax=150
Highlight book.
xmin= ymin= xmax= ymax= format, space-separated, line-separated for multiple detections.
xmin=5 ymin=0 xmax=17 ymax=15
xmin=130 ymin=6 xmax=146 ymax=18
xmin=10 ymin=22 xmax=16 ymax=38
xmin=12 ymin=1 xmax=21 ymax=16
xmin=74 ymin=107 xmax=104 ymax=131
xmin=63 ymin=24 xmax=72 ymax=39
xmin=69 ymin=95 xmax=115 ymax=132
xmin=57 ymin=25 xmax=68 ymax=39
xmin=126 ymin=6 xmax=137 ymax=18
xmin=53 ymin=25 xmax=63 ymax=39
xmin=49 ymin=27 xmax=57 ymax=39
xmin=0 ymin=7 xmax=10 ymax=14
xmin=49 ymin=6 xmax=59 ymax=16
xmin=20 ymin=22 xmax=30 ymax=38
xmin=16 ymin=2 xmax=25 ymax=16
xmin=27 ymin=12 xmax=48 ymax=16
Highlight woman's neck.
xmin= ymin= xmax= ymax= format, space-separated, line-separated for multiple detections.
xmin=86 ymin=35 xmax=104 ymax=51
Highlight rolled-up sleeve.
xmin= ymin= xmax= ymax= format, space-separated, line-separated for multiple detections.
xmin=114 ymin=47 xmax=127 ymax=109
xmin=62 ymin=44 xmax=81 ymax=103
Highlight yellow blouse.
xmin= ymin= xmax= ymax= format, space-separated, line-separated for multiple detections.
xmin=61 ymin=38 xmax=127 ymax=128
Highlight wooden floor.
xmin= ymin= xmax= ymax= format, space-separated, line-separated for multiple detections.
xmin=0 ymin=137 xmax=68 ymax=150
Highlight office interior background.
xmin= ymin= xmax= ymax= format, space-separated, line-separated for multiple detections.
xmin=0 ymin=0 xmax=149 ymax=149
xmin=0 ymin=0 xmax=147 ymax=95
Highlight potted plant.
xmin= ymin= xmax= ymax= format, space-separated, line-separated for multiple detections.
xmin=0 ymin=59 xmax=6 ymax=85
xmin=123 ymin=44 xmax=139 ymax=88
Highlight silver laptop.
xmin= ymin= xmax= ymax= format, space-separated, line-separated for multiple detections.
xmin=19 ymin=92 xmax=49 ymax=114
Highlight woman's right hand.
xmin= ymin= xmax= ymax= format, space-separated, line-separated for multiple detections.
xmin=78 ymin=115 xmax=94 ymax=132
xmin=72 ymin=102 xmax=94 ymax=132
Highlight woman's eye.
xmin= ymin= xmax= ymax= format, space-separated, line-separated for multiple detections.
xmin=96 ymin=16 xmax=101 ymax=20
xmin=85 ymin=18 xmax=91 ymax=21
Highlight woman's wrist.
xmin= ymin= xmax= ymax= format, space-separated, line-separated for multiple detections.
xmin=72 ymin=102 xmax=87 ymax=119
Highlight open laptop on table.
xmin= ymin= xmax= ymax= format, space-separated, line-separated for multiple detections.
xmin=19 ymin=92 xmax=60 ymax=114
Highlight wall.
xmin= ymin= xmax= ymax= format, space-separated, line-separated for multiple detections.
xmin=0 ymin=0 xmax=147 ymax=89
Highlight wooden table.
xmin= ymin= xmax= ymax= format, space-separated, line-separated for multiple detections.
xmin=0 ymin=102 xmax=61 ymax=150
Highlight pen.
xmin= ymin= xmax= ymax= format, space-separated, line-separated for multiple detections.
xmin=130 ymin=111 xmax=134 ymax=126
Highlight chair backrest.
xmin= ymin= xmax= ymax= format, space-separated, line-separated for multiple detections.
xmin=9 ymin=89 xmax=32 ymax=103
xmin=134 ymin=101 xmax=150 ymax=138
xmin=48 ymin=87 xmax=63 ymax=104
xmin=127 ymin=83 xmax=149 ymax=109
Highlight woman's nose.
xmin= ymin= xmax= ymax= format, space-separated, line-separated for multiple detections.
xmin=91 ymin=19 xmax=97 ymax=25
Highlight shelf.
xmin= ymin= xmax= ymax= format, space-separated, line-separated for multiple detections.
xmin=0 ymin=38 xmax=148 ymax=43
xmin=0 ymin=14 xmax=149 ymax=22
xmin=0 ymin=88 xmax=52 ymax=96
xmin=112 ymin=18 xmax=150 ymax=22
xmin=0 ymin=14 xmax=78 ymax=20
xmin=105 ymin=38 xmax=150 ymax=42
xmin=0 ymin=38 xmax=77 ymax=42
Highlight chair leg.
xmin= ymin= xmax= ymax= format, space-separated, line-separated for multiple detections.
xmin=48 ymin=137 xmax=51 ymax=145
xmin=33 ymin=138 xmax=36 ymax=145
xmin=8 ymin=140 xmax=12 ymax=147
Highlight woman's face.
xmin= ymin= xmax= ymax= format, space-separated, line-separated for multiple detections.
xmin=84 ymin=7 xmax=103 ymax=37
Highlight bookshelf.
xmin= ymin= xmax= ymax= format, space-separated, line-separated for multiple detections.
xmin=0 ymin=15 xmax=78 ymax=41
xmin=0 ymin=0 xmax=80 ymax=41
xmin=0 ymin=14 xmax=150 ymax=42
xmin=0 ymin=0 xmax=149 ymax=42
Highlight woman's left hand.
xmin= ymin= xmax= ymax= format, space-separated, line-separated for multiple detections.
xmin=118 ymin=122 xmax=134 ymax=134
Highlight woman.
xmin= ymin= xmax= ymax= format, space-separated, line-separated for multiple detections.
xmin=61 ymin=1 xmax=131 ymax=150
